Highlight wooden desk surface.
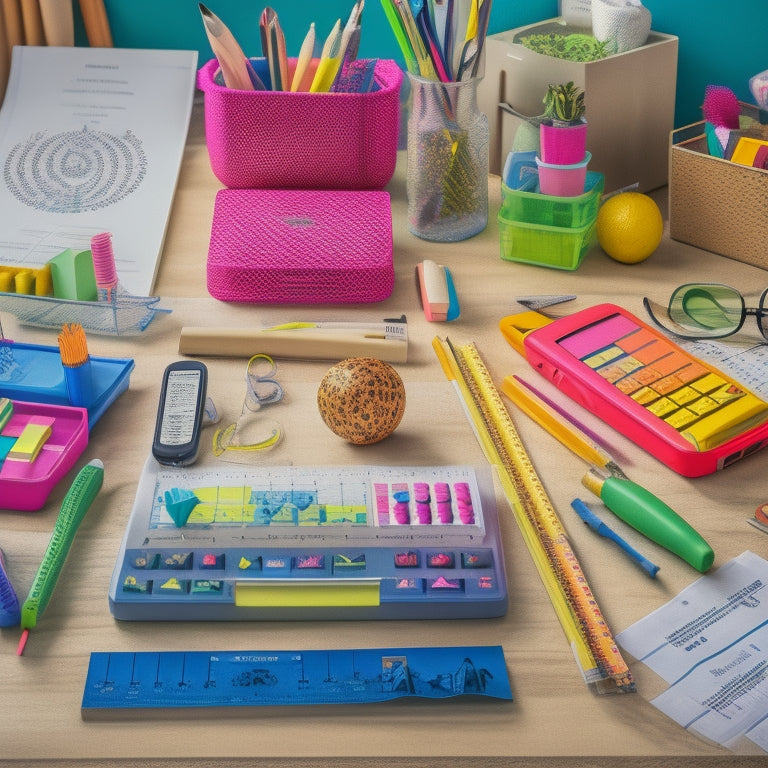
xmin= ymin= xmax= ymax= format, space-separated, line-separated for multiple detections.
xmin=1 ymin=97 xmax=767 ymax=768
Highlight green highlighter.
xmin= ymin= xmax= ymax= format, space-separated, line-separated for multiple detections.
xmin=582 ymin=468 xmax=715 ymax=573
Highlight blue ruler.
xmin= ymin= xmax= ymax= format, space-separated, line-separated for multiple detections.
xmin=82 ymin=645 xmax=512 ymax=717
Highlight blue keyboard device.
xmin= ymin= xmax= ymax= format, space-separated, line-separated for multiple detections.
xmin=109 ymin=462 xmax=508 ymax=621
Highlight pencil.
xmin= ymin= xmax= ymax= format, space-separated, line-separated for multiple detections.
xmin=77 ymin=0 xmax=112 ymax=47
xmin=500 ymin=374 xmax=628 ymax=479
xmin=19 ymin=0 xmax=44 ymax=45
xmin=290 ymin=22 xmax=315 ymax=92
xmin=0 ymin=1 xmax=10 ymax=104
xmin=38 ymin=0 xmax=74 ymax=46
xmin=309 ymin=18 xmax=343 ymax=92
xmin=2 ymin=0 xmax=25 ymax=47
xmin=200 ymin=3 xmax=258 ymax=91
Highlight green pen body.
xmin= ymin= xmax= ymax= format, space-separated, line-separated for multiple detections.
xmin=582 ymin=469 xmax=714 ymax=573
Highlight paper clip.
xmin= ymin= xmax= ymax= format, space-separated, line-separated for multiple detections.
xmin=212 ymin=354 xmax=284 ymax=459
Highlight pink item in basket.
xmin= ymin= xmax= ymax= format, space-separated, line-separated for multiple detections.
xmin=197 ymin=58 xmax=403 ymax=190
xmin=206 ymin=189 xmax=394 ymax=304
xmin=536 ymin=152 xmax=592 ymax=197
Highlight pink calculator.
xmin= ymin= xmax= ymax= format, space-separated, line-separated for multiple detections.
xmin=500 ymin=304 xmax=768 ymax=477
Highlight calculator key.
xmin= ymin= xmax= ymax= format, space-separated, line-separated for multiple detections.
xmin=682 ymin=394 xmax=768 ymax=449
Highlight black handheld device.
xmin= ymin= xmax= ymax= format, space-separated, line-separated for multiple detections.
xmin=152 ymin=361 xmax=208 ymax=466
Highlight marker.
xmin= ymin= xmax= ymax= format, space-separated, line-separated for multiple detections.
xmin=17 ymin=459 xmax=104 ymax=655
xmin=581 ymin=468 xmax=714 ymax=573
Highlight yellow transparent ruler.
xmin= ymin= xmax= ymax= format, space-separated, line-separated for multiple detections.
xmin=433 ymin=337 xmax=634 ymax=693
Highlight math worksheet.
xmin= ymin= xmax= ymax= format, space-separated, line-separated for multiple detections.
xmin=617 ymin=551 xmax=768 ymax=755
xmin=0 ymin=46 xmax=197 ymax=296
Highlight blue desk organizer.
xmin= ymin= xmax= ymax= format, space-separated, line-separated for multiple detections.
xmin=0 ymin=341 xmax=134 ymax=430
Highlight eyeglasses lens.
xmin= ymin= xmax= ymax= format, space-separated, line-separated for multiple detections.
xmin=669 ymin=285 xmax=744 ymax=337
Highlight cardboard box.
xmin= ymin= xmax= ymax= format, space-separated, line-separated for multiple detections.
xmin=669 ymin=105 xmax=768 ymax=269
xmin=478 ymin=19 xmax=678 ymax=193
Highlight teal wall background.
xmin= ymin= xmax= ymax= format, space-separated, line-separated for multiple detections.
xmin=91 ymin=0 xmax=766 ymax=127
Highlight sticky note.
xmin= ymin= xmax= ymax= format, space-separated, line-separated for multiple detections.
xmin=7 ymin=423 xmax=52 ymax=462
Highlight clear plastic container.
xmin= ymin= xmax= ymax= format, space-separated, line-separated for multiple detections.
xmin=406 ymin=74 xmax=489 ymax=242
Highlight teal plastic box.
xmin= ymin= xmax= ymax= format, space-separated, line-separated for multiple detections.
xmin=498 ymin=216 xmax=597 ymax=270
xmin=500 ymin=171 xmax=604 ymax=228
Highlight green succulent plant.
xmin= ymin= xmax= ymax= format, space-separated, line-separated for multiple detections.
xmin=518 ymin=33 xmax=612 ymax=62
xmin=543 ymin=82 xmax=586 ymax=125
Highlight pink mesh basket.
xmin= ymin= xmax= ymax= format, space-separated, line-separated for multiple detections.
xmin=197 ymin=58 xmax=403 ymax=190
xmin=206 ymin=189 xmax=394 ymax=304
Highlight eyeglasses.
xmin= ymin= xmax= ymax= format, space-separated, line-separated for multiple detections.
xmin=643 ymin=283 xmax=768 ymax=342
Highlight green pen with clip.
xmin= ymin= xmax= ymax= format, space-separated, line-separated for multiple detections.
xmin=17 ymin=459 xmax=104 ymax=656
xmin=582 ymin=468 xmax=714 ymax=573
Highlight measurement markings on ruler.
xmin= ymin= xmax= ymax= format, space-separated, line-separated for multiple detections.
xmin=437 ymin=338 xmax=634 ymax=692
xmin=81 ymin=646 xmax=513 ymax=717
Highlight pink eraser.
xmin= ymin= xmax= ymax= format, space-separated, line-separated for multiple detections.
xmin=417 ymin=260 xmax=449 ymax=322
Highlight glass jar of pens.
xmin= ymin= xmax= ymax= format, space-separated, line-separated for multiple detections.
xmin=384 ymin=0 xmax=493 ymax=242
xmin=406 ymin=73 xmax=489 ymax=241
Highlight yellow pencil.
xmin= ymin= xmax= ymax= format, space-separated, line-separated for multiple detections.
xmin=500 ymin=375 xmax=623 ymax=476
xmin=290 ymin=22 xmax=315 ymax=92
xmin=309 ymin=19 xmax=342 ymax=92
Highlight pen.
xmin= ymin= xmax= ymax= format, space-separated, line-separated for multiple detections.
xmin=17 ymin=459 xmax=104 ymax=656
xmin=501 ymin=373 xmax=713 ymax=570
xmin=261 ymin=7 xmax=288 ymax=91
xmin=392 ymin=0 xmax=437 ymax=79
xmin=178 ymin=321 xmax=409 ymax=363
xmin=380 ymin=0 xmax=417 ymax=73
xmin=570 ymin=498 xmax=660 ymax=578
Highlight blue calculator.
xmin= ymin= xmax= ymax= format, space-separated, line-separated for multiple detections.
xmin=109 ymin=461 xmax=507 ymax=621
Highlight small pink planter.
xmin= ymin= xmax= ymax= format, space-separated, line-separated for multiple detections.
xmin=536 ymin=152 xmax=591 ymax=197
xmin=539 ymin=121 xmax=588 ymax=165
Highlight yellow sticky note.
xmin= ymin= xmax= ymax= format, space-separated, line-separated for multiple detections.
xmin=8 ymin=422 xmax=52 ymax=462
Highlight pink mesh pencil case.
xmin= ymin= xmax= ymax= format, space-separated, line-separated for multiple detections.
xmin=206 ymin=189 xmax=394 ymax=304
xmin=197 ymin=58 xmax=403 ymax=190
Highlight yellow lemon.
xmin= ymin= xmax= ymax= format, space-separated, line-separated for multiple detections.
xmin=596 ymin=192 xmax=663 ymax=264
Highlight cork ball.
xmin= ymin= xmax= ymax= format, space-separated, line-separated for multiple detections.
xmin=317 ymin=357 xmax=406 ymax=444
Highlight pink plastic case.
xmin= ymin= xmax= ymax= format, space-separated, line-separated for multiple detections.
xmin=206 ymin=189 xmax=394 ymax=304
xmin=0 ymin=400 xmax=88 ymax=512
xmin=197 ymin=58 xmax=403 ymax=190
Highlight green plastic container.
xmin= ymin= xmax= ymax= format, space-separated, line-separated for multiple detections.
xmin=498 ymin=215 xmax=597 ymax=270
xmin=500 ymin=171 xmax=604 ymax=228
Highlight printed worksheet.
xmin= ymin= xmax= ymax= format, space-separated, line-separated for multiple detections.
xmin=617 ymin=551 xmax=768 ymax=754
xmin=0 ymin=46 xmax=198 ymax=296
